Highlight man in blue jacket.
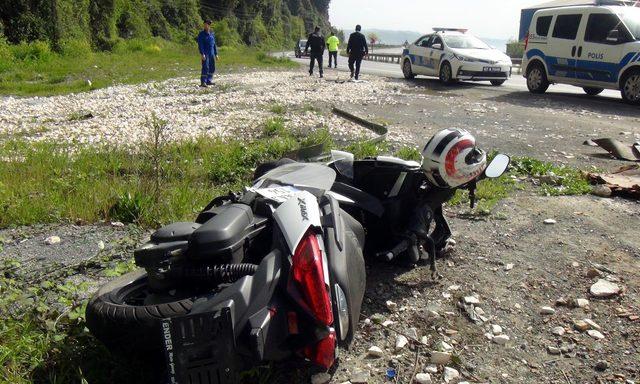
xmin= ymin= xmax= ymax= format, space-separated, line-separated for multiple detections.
xmin=197 ymin=20 xmax=219 ymax=87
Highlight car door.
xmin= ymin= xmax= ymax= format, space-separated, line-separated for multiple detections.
xmin=546 ymin=12 xmax=585 ymax=81
xmin=409 ymin=35 xmax=433 ymax=75
xmin=427 ymin=35 xmax=445 ymax=76
xmin=576 ymin=11 xmax=628 ymax=85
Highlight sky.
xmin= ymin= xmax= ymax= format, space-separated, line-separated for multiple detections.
xmin=329 ymin=0 xmax=542 ymax=40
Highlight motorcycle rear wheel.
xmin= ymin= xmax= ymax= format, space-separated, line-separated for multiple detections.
xmin=86 ymin=269 xmax=195 ymax=353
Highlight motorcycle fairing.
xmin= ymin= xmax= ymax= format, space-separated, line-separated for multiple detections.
xmin=253 ymin=162 xmax=337 ymax=193
xmin=273 ymin=190 xmax=322 ymax=253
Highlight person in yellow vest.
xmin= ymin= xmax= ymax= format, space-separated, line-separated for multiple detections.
xmin=326 ymin=33 xmax=340 ymax=69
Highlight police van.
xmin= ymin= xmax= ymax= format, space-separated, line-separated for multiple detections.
xmin=522 ymin=1 xmax=640 ymax=104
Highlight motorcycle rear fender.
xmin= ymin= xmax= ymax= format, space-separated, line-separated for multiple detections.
xmin=320 ymin=195 xmax=366 ymax=344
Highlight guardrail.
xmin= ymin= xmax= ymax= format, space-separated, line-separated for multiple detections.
xmin=364 ymin=53 xmax=402 ymax=64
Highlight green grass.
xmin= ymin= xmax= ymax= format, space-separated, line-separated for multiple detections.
xmin=448 ymin=176 xmax=517 ymax=215
xmin=0 ymin=39 xmax=296 ymax=96
xmin=268 ymin=103 xmax=287 ymax=115
xmin=0 ymin=127 xmax=304 ymax=228
xmin=511 ymin=156 xmax=592 ymax=196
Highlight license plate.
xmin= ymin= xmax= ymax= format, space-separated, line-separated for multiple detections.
xmin=483 ymin=67 xmax=501 ymax=72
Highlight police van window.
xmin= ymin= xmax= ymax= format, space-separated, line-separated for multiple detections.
xmin=432 ymin=36 xmax=443 ymax=48
xmin=618 ymin=7 xmax=640 ymax=39
xmin=585 ymin=14 xmax=627 ymax=44
xmin=536 ymin=16 xmax=553 ymax=36
xmin=552 ymin=14 xmax=582 ymax=40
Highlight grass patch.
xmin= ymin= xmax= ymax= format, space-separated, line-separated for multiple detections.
xmin=268 ymin=104 xmax=287 ymax=115
xmin=448 ymin=176 xmax=517 ymax=215
xmin=0 ymin=121 xmax=330 ymax=228
xmin=395 ymin=146 xmax=422 ymax=162
xmin=511 ymin=156 xmax=591 ymax=196
xmin=0 ymin=40 xmax=297 ymax=96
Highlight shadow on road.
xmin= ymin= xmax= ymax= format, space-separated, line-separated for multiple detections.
xmin=486 ymin=90 xmax=640 ymax=118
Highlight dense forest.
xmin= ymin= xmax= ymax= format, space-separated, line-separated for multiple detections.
xmin=0 ymin=0 xmax=332 ymax=49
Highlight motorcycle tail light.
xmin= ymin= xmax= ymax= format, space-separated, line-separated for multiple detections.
xmin=291 ymin=230 xmax=333 ymax=326
xmin=304 ymin=330 xmax=336 ymax=369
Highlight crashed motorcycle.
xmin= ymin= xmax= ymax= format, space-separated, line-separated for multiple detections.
xmin=86 ymin=129 xmax=510 ymax=383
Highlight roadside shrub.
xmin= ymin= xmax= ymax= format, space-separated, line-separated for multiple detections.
xmin=59 ymin=39 xmax=93 ymax=58
xmin=212 ymin=18 xmax=242 ymax=47
xmin=112 ymin=38 xmax=163 ymax=54
xmin=10 ymin=40 xmax=54 ymax=62
xmin=0 ymin=37 xmax=13 ymax=72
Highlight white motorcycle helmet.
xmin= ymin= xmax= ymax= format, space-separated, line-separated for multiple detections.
xmin=422 ymin=128 xmax=487 ymax=188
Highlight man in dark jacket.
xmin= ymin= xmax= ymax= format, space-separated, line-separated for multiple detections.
xmin=197 ymin=20 xmax=219 ymax=87
xmin=346 ymin=25 xmax=368 ymax=80
xmin=304 ymin=26 xmax=325 ymax=78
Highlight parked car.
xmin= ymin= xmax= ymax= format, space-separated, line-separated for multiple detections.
xmin=295 ymin=39 xmax=309 ymax=58
xmin=401 ymin=28 xmax=513 ymax=86
xmin=522 ymin=3 xmax=640 ymax=104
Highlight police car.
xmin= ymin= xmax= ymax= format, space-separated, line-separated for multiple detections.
xmin=401 ymin=28 xmax=513 ymax=85
xmin=522 ymin=2 xmax=640 ymax=104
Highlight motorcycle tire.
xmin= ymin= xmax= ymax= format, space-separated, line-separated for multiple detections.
xmin=86 ymin=269 xmax=194 ymax=353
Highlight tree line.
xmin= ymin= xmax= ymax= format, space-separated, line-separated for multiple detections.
xmin=0 ymin=0 xmax=331 ymax=50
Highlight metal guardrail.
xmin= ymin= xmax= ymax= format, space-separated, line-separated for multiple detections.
xmin=364 ymin=53 xmax=402 ymax=64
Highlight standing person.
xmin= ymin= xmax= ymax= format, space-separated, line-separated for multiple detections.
xmin=346 ymin=25 xmax=368 ymax=80
xmin=326 ymin=32 xmax=340 ymax=68
xmin=197 ymin=19 xmax=219 ymax=87
xmin=304 ymin=26 xmax=325 ymax=78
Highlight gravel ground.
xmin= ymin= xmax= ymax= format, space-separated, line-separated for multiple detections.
xmin=0 ymin=70 xmax=411 ymax=148
xmin=1 ymin=67 xmax=639 ymax=383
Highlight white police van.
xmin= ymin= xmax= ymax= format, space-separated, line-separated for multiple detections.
xmin=522 ymin=1 xmax=640 ymax=104
xmin=401 ymin=28 xmax=513 ymax=86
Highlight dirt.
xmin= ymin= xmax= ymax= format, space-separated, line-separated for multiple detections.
xmin=330 ymin=189 xmax=640 ymax=384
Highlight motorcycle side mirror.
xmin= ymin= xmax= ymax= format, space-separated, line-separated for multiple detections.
xmin=484 ymin=154 xmax=510 ymax=178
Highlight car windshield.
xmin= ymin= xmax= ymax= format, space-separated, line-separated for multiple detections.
xmin=618 ymin=8 xmax=640 ymax=39
xmin=443 ymin=35 xmax=491 ymax=49
xmin=299 ymin=40 xmax=307 ymax=47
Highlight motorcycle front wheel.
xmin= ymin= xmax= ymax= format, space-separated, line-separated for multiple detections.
xmin=86 ymin=269 xmax=197 ymax=353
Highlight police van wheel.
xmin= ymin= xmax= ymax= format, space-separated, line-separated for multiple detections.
xmin=526 ymin=62 xmax=549 ymax=94
xmin=439 ymin=62 xmax=453 ymax=84
xmin=490 ymin=80 xmax=506 ymax=86
xmin=621 ymin=69 xmax=640 ymax=105
xmin=583 ymin=87 xmax=603 ymax=96
xmin=403 ymin=59 xmax=415 ymax=80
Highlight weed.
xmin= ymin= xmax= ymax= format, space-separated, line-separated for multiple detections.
xmin=269 ymin=103 xmax=287 ymax=115
xmin=262 ymin=117 xmax=287 ymax=137
xmin=511 ymin=157 xmax=591 ymax=196
xmin=448 ymin=176 xmax=517 ymax=214
xmin=345 ymin=140 xmax=389 ymax=159
xmin=107 ymin=191 xmax=148 ymax=224
xmin=395 ymin=146 xmax=422 ymax=162
xmin=68 ymin=110 xmax=94 ymax=122
xmin=301 ymin=103 xmax=321 ymax=114
xmin=298 ymin=127 xmax=334 ymax=149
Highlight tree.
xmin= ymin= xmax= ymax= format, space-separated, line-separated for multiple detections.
xmin=367 ymin=32 xmax=379 ymax=53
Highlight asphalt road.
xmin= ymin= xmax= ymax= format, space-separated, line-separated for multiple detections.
xmin=282 ymin=51 xmax=623 ymax=101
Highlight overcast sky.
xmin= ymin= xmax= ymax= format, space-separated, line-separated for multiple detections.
xmin=329 ymin=0 xmax=542 ymax=40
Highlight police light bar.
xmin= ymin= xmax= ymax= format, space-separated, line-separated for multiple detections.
xmin=595 ymin=0 xmax=637 ymax=5
xmin=433 ymin=28 xmax=468 ymax=33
